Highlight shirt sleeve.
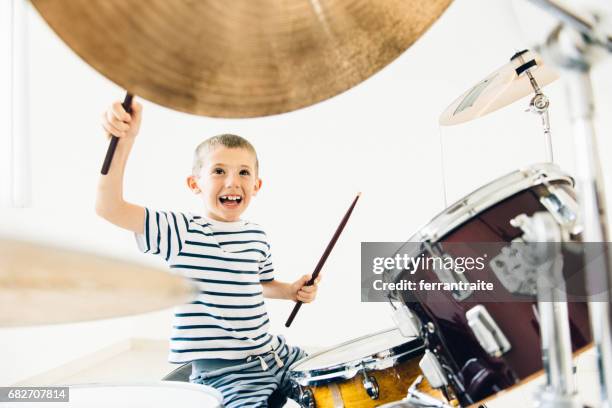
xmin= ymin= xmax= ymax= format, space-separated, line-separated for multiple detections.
xmin=135 ymin=208 xmax=185 ymax=262
xmin=258 ymin=242 xmax=275 ymax=283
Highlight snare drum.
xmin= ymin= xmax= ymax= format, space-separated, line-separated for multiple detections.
xmin=388 ymin=163 xmax=592 ymax=406
xmin=289 ymin=328 xmax=443 ymax=407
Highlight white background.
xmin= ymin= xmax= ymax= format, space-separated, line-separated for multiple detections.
xmin=1 ymin=0 xmax=611 ymax=387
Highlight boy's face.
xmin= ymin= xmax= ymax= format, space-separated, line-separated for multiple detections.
xmin=187 ymin=147 xmax=262 ymax=222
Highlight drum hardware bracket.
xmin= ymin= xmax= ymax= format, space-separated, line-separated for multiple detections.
xmin=466 ymin=305 xmax=511 ymax=357
xmin=419 ymin=349 xmax=449 ymax=389
xmin=539 ymin=184 xmax=582 ymax=235
xmin=360 ymin=364 xmax=379 ymax=400
xmin=489 ymin=241 xmax=539 ymax=296
xmin=402 ymin=375 xmax=454 ymax=408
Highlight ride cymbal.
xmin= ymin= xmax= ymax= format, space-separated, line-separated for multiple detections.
xmin=0 ymin=240 xmax=196 ymax=326
xmin=31 ymin=0 xmax=451 ymax=117
xmin=439 ymin=49 xmax=559 ymax=126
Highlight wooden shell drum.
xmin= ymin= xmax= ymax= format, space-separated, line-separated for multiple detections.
xmin=387 ymin=163 xmax=592 ymax=406
xmin=289 ymin=328 xmax=440 ymax=407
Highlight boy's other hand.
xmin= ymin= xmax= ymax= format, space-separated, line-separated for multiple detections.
xmin=101 ymin=100 xmax=143 ymax=140
xmin=291 ymin=274 xmax=321 ymax=303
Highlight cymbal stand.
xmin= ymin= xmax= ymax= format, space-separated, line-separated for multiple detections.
xmin=527 ymin=74 xmax=553 ymax=163
xmin=512 ymin=212 xmax=582 ymax=408
xmin=514 ymin=52 xmax=554 ymax=162
xmin=528 ymin=1 xmax=612 ymax=407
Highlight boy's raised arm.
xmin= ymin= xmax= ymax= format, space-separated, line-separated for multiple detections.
xmin=95 ymin=100 xmax=146 ymax=234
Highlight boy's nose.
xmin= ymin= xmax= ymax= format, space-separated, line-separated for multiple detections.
xmin=224 ymin=173 xmax=239 ymax=187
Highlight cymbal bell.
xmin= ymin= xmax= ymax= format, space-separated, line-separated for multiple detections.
xmin=439 ymin=49 xmax=559 ymax=126
xmin=0 ymin=240 xmax=196 ymax=326
xmin=31 ymin=0 xmax=452 ymax=118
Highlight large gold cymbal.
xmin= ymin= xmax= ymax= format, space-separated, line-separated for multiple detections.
xmin=0 ymin=239 xmax=196 ymax=326
xmin=31 ymin=0 xmax=452 ymax=117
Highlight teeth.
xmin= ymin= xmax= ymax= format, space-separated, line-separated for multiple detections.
xmin=221 ymin=195 xmax=241 ymax=201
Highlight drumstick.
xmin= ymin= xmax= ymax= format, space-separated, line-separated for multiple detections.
xmin=285 ymin=192 xmax=361 ymax=327
xmin=101 ymin=92 xmax=134 ymax=175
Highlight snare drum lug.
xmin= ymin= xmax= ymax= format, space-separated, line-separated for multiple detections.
xmin=392 ymin=304 xmax=422 ymax=338
xmin=361 ymin=372 xmax=379 ymax=400
xmin=298 ymin=387 xmax=315 ymax=408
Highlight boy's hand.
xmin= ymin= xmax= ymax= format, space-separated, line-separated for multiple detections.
xmin=101 ymin=100 xmax=143 ymax=140
xmin=290 ymin=274 xmax=321 ymax=303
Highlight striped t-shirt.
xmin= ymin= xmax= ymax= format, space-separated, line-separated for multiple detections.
xmin=135 ymin=208 xmax=275 ymax=363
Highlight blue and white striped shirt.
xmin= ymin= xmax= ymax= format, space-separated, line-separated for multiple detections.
xmin=135 ymin=208 xmax=275 ymax=363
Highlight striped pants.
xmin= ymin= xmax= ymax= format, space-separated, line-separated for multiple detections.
xmin=190 ymin=336 xmax=306 ymax=408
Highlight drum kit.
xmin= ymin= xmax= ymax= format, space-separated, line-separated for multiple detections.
xmin=4 ymin=0 xmax=611 ymax=407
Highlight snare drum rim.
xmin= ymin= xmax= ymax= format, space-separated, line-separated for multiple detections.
xmin=410 ymin=163 xmax=571 ymax=243
xmin=289 ymin=327 xmax=424 ymax=386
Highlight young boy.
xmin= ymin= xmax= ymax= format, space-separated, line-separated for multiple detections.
xmin=96 ymin=100 xmax=319 ymax=407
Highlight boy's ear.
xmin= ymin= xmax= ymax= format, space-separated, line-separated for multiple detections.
xmin=186 ymin=175 xmax=201 ymax=194
xmin=253 ymin=178 xmax=263 ymax=196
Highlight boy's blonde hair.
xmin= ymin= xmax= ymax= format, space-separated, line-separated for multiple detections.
xmin=192 ymin=134 xmax=259 ymax=176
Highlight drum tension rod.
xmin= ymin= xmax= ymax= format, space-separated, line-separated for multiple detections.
xmin=360 ymin=363 xmax=379 ymax=400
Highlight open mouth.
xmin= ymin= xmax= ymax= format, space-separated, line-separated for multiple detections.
xmin=219 ymin=195 xmax=243 ymax=207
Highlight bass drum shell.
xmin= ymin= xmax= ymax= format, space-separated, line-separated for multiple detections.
xmin=392 ymin=164 xmax=591 ymax=405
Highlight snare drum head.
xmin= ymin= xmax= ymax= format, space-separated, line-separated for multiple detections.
xmin=291 ymin=328 xmax=421 ymax=380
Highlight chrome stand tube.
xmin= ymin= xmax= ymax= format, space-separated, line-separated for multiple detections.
xmin=566 ymin=69 xmax=612 ymax=408
xmin=527 ymin=1 xmax=612 ymax=404
xmin=513 ymin=213 xmax=581 ymax=408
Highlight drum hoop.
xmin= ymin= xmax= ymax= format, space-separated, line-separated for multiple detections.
xmin=58 ymin=381 xmax=223 ymax=404
xmin=410 ymin=163 xmax=572 ymax=243
xmin=289 ymin=328 xmax=424 ymax=386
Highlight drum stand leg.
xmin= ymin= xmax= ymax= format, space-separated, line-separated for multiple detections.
xmin=527 ymin=3 xmax=612 ymax=406
xmin=513 ymin=212 xmax=582 ymax=408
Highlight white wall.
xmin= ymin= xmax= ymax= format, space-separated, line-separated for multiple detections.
xmin=1 ymin=0 xmax=611 ymax=385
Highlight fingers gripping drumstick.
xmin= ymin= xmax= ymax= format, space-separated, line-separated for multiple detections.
xmin=285 ymin=193 xmax=361 ymax=327
xmin=101 ymin=92 xmax=133 ymax=175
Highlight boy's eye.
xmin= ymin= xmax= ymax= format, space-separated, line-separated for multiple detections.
xmin=239 ymin=169 xmax=251 ymax=176
xmin=213 ymin=168 xmax=224 ymax=175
